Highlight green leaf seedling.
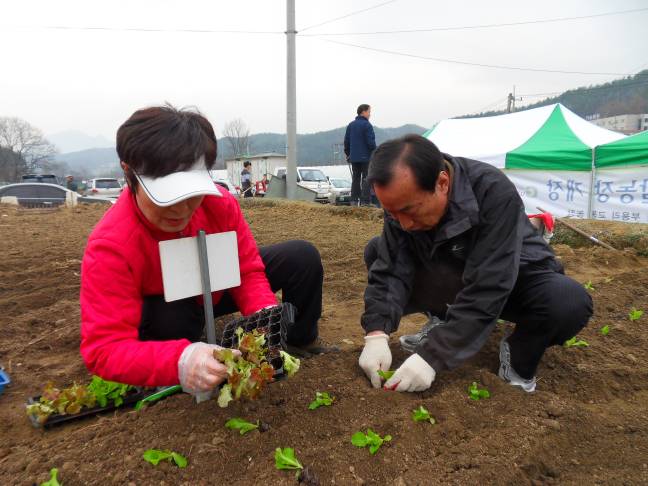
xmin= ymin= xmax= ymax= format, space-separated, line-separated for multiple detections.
xmin=468 ymin=382 xmax=490 ymax=401
xmin=377 ymin=370 xmax=395 ymax=381
xmin=351 ymin=429 xmax=392 ymax=455
xmin=275 ymin=447 xmax=303 ymax=471
xmin=225 ymin=417 xmax=259 ymax=435
xmin=583 ymin=280 xmax=594 ymax=291
xmin=629 ymin=308 xmax=643 ymax=322
xmin=411 ymin=405 xmax=435 ymax=424
xmin=40 ymin=468 xmax=61 ymax=486
xmin=142 ymin=449 xmax=188 ymax=468
xmin=564 ymin=336 xmax=589 ymax=348
xmin=308 ymin=391 xmax=335 ymax=410
xmin=600 ymin=325 xmax=610 ymax=336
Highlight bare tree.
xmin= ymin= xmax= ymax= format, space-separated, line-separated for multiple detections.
xmin=0 ymin=117 xmax=57 ymax=181
xmin=222 ymin=118 xmax=251 ymax=158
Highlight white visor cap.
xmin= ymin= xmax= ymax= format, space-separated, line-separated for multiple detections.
xmin=134 ymin=156 xmax=222 ymax=207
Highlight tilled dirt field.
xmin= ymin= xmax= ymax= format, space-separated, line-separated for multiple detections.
xmin=0 ymin=200 xmax=647 ymax=485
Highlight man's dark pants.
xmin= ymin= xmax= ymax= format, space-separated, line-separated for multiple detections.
xmin=364 ymin=237 xmax=593 ymax=379
xmin=350 ymin=162 xmax=370 ymax=205
xmin=139 ymin=240 xmax=323 ymax=346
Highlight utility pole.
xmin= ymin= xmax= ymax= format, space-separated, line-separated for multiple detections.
xmin=286 ymin=0 xmax=297 ymax=200
xmin=507 ymin=86 xmax=521 ymax=113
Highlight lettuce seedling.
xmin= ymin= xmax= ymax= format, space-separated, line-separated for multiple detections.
xmin=351 ymin=429 xmax=392 ymax=455
xmin=86 ymin=376 xmax=133 ymax=407
xmin=583 ymin=281 xmax=594 ymax=291
xmin=142 ymin=449 xmax=187 ymax=468
xmin=27 ymin=382 xmax=96 ymax=424
xmin=225 ymin=417 xmax=259 ymax=435
xmin=214 ymin=328 xmax=275 ymax=408
xmin=600 ymin=325 xmax=610 ymax=336
xmin=275 ymin=448 xmax=321 ymax=484
xmin=280 ymin=350 xmax=300 ymax=377
xmin=40 ymin=468 xmax=60 ymax=486
xmin=564 ymin=336 xmax=589 ymax=348
xmin=411 ymin=405 xmax=435 ymax=424
xmin=275 ymin=447 xmax=303 ymax=472
xmin=377 ymin=370 xmax=395 ymax=381
xmin=308 ymin=391 xmax=335 ymax=410
xmin=629 ymin=308 xmax=644 ymax=321
xmin=468 ymin=382 xmax=490 ymax=401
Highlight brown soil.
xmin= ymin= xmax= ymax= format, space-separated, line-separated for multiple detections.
xmin=1 ymin=200 xmax=647 ymax=486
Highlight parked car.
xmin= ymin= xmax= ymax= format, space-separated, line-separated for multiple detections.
xmin=86 ymin=178 xmax=122 ymax=198
xmin=21 ymin=174 xmax=59 ymax=185
xmin=328 ymin=178 xmax=352 ymax=205
xmin=0 ymin=182 xmax=112 ymax=208
xmin=273 ymin=167 xmax=332 ymax=203
xmin=210 ymin=170 xmax=239 ymax=197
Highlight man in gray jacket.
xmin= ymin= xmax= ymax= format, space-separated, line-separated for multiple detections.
xmin=358 ymin=135 xmax=592 ymax=393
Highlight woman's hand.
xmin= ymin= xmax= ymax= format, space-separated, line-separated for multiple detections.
xmin=177 ymin=342 xmax=240 ymax=395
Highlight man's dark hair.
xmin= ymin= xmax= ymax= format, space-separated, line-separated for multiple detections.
xmin=116 ymin=104 xmax=217 ymax=191
xmin=357 ymin=104 xmax=370 ymax=116
xmin=244 ymin=161 xmax=252 ymax=168
xmin=368 ymin=134 xmax=445 ymax=192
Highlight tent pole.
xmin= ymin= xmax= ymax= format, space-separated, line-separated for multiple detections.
xmin=587 ymin=147 xmax=596 ymax=219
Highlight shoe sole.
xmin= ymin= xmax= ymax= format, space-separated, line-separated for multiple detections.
xmin=399 ymin=335 xmax=417 ymax=354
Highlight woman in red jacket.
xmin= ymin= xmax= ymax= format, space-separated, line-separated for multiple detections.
xmin=80 ymin=105 xmax=328 ymax=397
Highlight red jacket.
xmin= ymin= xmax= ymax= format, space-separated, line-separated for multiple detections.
xmin=80 ymin=187 xmax=277 ymax=386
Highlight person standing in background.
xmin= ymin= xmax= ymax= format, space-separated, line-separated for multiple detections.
xmin=255 ymin=174 xmax=268 ymax=197
xmin=66 ymin=175 xmax=78 ymax=193
xmin=241 ymin=161 xmax=253 ymax=198
xmin=344 ymin=104 xmax=376 ymax=206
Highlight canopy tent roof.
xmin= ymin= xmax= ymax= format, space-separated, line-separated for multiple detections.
xmin=424 ymin=104 xmax=624 ymax=171
xmin=594 ymin=129 xmax=648 ymax=169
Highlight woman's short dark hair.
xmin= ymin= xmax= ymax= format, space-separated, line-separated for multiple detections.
xmin=116 ymin=104 xmax=217 ymax=190
xmin=357 ymin=104 xmax=370 ymax=116
xmin=368 ymin=134 xmax=445 ymax=192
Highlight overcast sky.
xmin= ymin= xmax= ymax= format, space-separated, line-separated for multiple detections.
xmin=1 ymin=0 xmax=647 ymax=143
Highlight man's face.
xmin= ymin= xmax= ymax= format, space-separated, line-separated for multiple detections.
xmin=362 ymin=108 xmax=371 ymax=119
xmin=135 ymin=185 xmax=204 ymax=233
xmin=374 ymin=164 xmax=450 ymax=232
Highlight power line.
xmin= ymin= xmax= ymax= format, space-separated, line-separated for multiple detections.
xmin=299 ymin=0 xmax=398 ymax=32
xmin=301 ymin=6 xmax=648 ymax=36
xmin=3 ymin=25 xmax=283 ymax=35
xmin=316 ymin=38 xmax=643 ymax=76
xmin=519 ymin=80 xmax=648 ymax=97
xmin=475 ymin=96 xmax=510 ymax=113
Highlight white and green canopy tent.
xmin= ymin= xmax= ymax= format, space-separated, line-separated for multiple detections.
xmin=590 ymin=130 xmax=648 ymax=222
xmin=423 ymin=104 xmax=643 ymax=221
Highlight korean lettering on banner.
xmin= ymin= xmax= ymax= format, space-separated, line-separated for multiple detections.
xmin=545 ymin=177 xmax=587 ymax=218
xmin=591 ymin=177 xmax=648 ymax=222
xmin=547 ymin=179 xmax=585 ymax=202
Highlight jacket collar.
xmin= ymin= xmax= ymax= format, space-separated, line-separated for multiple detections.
xmin=432 ymin=153 xmax=480 ymax=242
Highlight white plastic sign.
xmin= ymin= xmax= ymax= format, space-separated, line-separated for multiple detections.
xmin=159 ymin=231 xmax=241 ymax=302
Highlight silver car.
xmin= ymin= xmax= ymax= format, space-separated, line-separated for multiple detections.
xmin=87 ymin=178 xmax=122 ymax=198
xmin=328 ymin=178 xmax=352 ymax=205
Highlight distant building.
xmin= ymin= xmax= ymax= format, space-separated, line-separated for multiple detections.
xmin=225 ymin=153 xmax=286 ymax=187
xmin=590 ymin=113 xmax=648 ymax=134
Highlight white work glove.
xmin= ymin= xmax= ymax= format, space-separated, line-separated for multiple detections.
xmin=178 ymin=342 xmax=240 ymax=401
xmin=358 ymin=333 xmax=392 ymax=388
xmin=384 ymin=353 xmax=436 ymax=392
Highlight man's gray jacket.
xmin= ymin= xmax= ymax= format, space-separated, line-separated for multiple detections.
xmin=361 ymin=154 xmax=557 ymax=372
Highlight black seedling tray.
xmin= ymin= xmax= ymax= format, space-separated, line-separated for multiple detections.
xmin=26 ymin=388 xmax=149 ymax=429
xmin=220 ymin=303 xmax=295 ymax=378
